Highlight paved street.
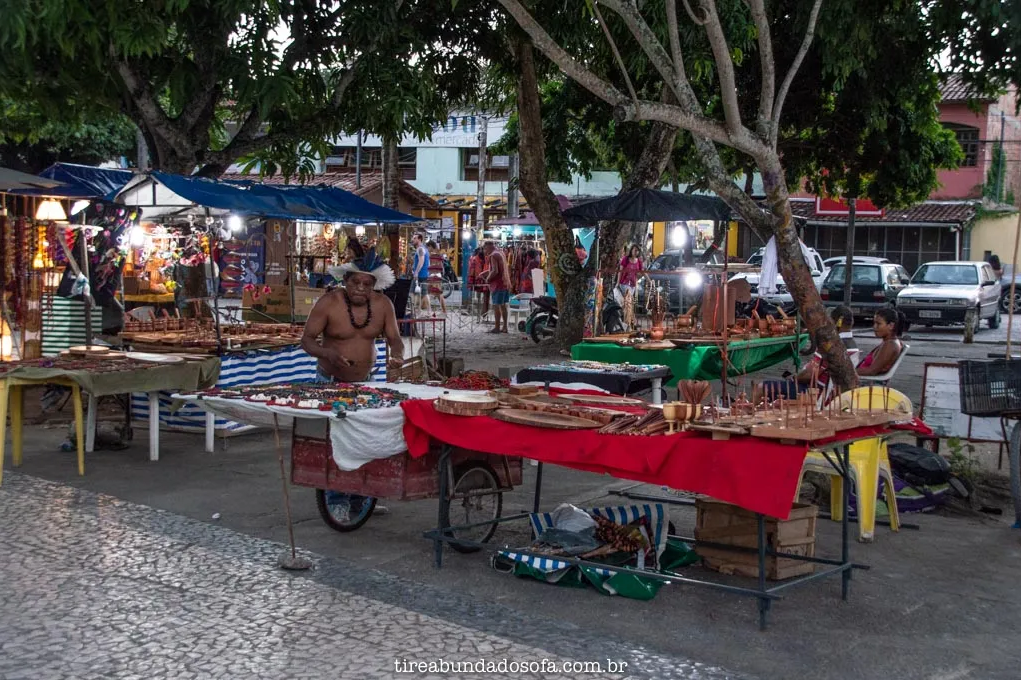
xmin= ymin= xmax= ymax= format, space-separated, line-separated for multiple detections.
xmin=0 ymin=472 xmax=734 ymax=680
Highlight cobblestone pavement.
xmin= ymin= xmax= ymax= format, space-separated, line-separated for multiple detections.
xmin=0 ymin=473 xmax=741 ymax=680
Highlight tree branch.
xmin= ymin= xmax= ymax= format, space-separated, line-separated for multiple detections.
xmin=592 ymin=3 xmax=640 ymax=107
xmin=111 ymin=57 xmax=193 ymax=154
xmin=596 ymin=0 xmax=680 ymax=101
xmin=772 ymin=0 xmax=824 ymax=148
xmin=664 ymin=0 xmax=687 ymax=83
xmin=697 ymin=0 xmax=744 ymax=137
xmin=747 ymin=0 xmax=775 ymax=135
xmin=494 ymin=0 xmax=630 ymax=108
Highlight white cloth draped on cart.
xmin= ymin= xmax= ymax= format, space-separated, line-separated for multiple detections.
xmin=175 ymin=383 xmax=485 ymax=471
xmin=758 ymin=236 xmax=816 ymax=296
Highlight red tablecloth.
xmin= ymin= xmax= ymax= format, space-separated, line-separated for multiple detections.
xmin=401 ymin=400 xmax=819 ymax=519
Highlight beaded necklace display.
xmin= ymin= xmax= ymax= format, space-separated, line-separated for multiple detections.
xmin=343 ymin=289 xmax=372 ymax=329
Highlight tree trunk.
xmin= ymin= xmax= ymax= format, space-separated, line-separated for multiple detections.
xmin=381 ymin=137 xmax=401 ymax=270
xmin=758 ymin=158 xmax=855 ymax=389
xmin=597 ymin=121 xmax=679 ymax=297
xmin=514 ymin=38 xmax=588 ymax=348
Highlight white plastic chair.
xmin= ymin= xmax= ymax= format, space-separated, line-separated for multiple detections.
xmin=859 ymin=343 xmax=910 ymax=387
xmin=508 ymin=294 xmax=534 ymax=330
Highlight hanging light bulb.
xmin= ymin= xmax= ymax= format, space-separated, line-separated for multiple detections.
xmin=355 ymin=225 xmax=366 ymax=236
xmin=35 ymin=199 xmax=67 ymax=222
xmin=227 ymin=215 xmax=243 ymax=232
xmin=462 ymin=228 xmax=471 ymax=240
xmin=513 ymin=227 xmax=523 ymax=237
xmin=70 ymin=200 xmax=90 ymax=217
xmin=130 ymin=225 xmax=146 ymax=247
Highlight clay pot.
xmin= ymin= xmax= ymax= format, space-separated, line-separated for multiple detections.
xmin=649 ymin=327 xmax=666 ymax=341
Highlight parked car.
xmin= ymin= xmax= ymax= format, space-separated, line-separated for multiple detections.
xmin=819 ymin=262 xmax=911 ymax=317
xmin=730 ymin=247 xmax=828 ymax=305
xmin=636 ymin=248 xmax=724 ymax=313
xmin=999 ymin=265 xmax=1021 ymax=313
xmin=822 ymin=256 xmax=890 ymax=269
xmin=895 ymin=261 xmax=1001 ymax=331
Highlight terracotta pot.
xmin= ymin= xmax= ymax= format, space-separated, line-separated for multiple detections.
xmin=650 ymin=327 xmax=666 ymax=341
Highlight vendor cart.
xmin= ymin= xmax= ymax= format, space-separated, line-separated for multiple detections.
xmin=288 ymin=417 xmax=523 ymax=550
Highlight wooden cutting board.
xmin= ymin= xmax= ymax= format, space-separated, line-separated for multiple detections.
xmin=490 ymin=408 xmax=601 ymax=430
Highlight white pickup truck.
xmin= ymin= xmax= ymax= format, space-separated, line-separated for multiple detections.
xmin=730 ymin=247 xmax=829 ymax=305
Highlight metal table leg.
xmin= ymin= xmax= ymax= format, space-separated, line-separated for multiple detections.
xmin=757 ymin=513 xmax=770 ymax=630
xmin=533 ymin=462 xmax=544 ymax=513
xmin=651 ymin=378 xmax=663 ymax=405
xmin=434 ymin=445 xmax=452 ymax=569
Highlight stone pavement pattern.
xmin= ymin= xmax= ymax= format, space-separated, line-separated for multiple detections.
xmin=0 ymin=473 xmax=739 ymax=680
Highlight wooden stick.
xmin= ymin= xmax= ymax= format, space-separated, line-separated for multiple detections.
xmin=868 ymin=385 xmax=873 ymax=413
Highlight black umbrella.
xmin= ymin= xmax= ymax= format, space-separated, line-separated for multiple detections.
xmin=562 ymin=188 xmax=732 ymax=225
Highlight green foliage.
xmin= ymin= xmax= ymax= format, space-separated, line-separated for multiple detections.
xmin=0 ymin=95 xmax=135 ymax=172
xmin=946 ymin=437 xmax=980 ymax=481
xmin=0 ymin=0 xmax=490 ymax=176
xmin=927 ymin=0 xmax=1021 ymax=101
xmin=984 ymin=143 xmax=1007 ymax=202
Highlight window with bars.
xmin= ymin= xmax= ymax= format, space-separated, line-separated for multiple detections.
xmin=461 ymin=148 xmax=510 ymax=182
xmin=802 ymin=224 xmax=957 ymax=274
xmin=325 ymin=147 xmax=417 ymax=179
xmin=944 ymin=123 xmax=980 ymax=167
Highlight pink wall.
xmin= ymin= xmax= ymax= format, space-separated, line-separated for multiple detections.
xmin=933 ymin=102 xmax=988 ymax=199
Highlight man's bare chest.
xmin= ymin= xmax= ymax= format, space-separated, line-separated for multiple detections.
xmin=324 ymin=304 xmax=384 ymax=339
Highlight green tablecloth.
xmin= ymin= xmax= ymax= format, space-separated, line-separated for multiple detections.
xmin=571 ymin=335 xmax=807 ymax=385
xmin=0 ymin=357 xmax=220 ymax=396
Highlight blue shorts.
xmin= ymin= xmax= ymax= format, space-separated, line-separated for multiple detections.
xmin=759 ymin=379 xmax=806 ymax=400
xmin=491 ymin=290 xmax=510 ymax=305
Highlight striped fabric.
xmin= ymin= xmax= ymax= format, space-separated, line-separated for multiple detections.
xmin=41 ymin=295 xmax=88 ymax=357
xmin=131 ymin=341 xmax=387 ymax=433
xmin=498 ymin=504 xmax=668 ymax=577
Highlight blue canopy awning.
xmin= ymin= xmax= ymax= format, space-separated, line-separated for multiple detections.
xmin=128 ymin=172 xmax=420 ymax=224
xmin=8 ymin=162 xmax=135 ymax=198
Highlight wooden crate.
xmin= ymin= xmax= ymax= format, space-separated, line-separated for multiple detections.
xmin=694 ymin=498 xmax=817 ymax=580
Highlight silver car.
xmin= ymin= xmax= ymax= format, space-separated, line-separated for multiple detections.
xmin=896 ymin=261 xmax=1002 ymax=332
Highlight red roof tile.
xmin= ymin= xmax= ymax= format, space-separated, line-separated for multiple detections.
xmin=789 ymin=199 xmax=977 ymax=225
xmin=939 ymin=73 xmax=996 ymax=103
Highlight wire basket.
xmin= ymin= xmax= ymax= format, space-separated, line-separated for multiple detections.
xmin=958 ymin=359 xmax=1021 ymax=417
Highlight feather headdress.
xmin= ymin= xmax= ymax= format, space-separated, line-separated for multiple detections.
xmin=327 ymin=237 xmax=396 ymax=291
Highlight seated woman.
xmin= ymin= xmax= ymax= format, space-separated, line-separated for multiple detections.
xmin=752 ymin=306 xmax=859 ymax=404
xmin=856 ymin=307 xmax=906 ymax=377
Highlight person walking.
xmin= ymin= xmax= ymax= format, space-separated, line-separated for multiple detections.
xmin=411 ymin=233 xmax=430 ymax=313
xmin=426 ymin=240 xmax=447 ymax=316
xmin=618 ymin=244 xmax=643 ymax=294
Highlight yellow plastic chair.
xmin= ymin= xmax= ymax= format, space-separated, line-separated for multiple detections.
xmin=800 ymin=388 xmax=912 ymax=542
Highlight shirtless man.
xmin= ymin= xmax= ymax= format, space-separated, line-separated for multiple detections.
xmin=302 ymin=270 xmax=404 ymax=382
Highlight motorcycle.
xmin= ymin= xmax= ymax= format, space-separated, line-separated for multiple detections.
xmin=521 ymin=292 xmax=627 ymax=344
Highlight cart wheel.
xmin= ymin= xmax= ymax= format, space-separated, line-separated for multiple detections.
xmin=315 ymin=490 xmax=376 ymax=532
xmin=441 ymin=463 xmax=503 ymax=553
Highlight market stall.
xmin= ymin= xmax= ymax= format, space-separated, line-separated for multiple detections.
xmin=173 ymin=364 xmax=910 ymax=628
xmin=0 ymin=349 xmax=219 ymax=480
xmin=514 ymin=360 xmax=671 ymax=403
xmin=571 ymin=335 xmax=807 ymax=385
xmin=401 ymin=383 xmax=907 ymax=629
